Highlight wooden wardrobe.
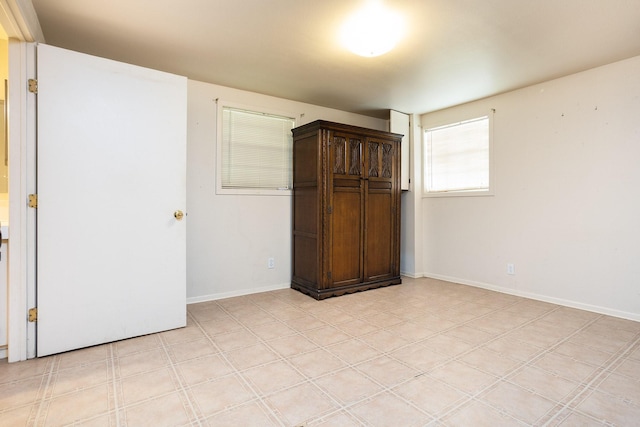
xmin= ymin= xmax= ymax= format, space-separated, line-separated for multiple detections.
xmin=291 ymin=120 xmax=402 ymax=299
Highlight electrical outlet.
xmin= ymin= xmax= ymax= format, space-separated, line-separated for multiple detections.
xmin=507 ymin=263 xmax=515 ymax=275
xmin=268 ymin=257 xmax=275 ymax=269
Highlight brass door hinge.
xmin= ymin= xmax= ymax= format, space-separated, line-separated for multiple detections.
xmin=28 ymin=307 xmax=38 ymax=322
xmin=28 ymin=194 xmax=38 ymax=208
xmin=28 ymin=79 xmax=38 ymax=94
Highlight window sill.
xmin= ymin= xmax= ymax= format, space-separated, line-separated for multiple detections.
xmin=216 ymin=187 xmax=293 ymax=196
xmin=422 ymin=189 xmax=494 ymax=198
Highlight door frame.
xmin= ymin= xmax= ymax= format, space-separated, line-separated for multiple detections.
xmin=4 ymin=0 xmax=44 ymax=362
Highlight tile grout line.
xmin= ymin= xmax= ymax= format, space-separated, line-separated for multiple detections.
xmin=540 ymin=332 xmax=640 ymax=426
xmin=108 ymin=343 xmax=122 ymax=427
xmin=188 ymin=307 xmax=287 ymax=427
xmin=395 ymin=305 xmax=594 ymax=424
xmin=158 ymin=319 xmax=204 ymax=427
xmin=27 ymin=355 xmax=57 ymax=426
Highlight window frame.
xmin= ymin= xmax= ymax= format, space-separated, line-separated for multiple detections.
xmin=216 ymin=101 xmax=296 ymax=196
xmin=422 ymin=111 xmax=494 ymax=198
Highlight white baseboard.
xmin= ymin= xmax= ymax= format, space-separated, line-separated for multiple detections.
xmin=422 ymin=273 xmax=640 ymax=322
xmin=400 ymin=272 xmax=423 ymax=279
xmin=187 ymin=282 xmax=290 ymax=305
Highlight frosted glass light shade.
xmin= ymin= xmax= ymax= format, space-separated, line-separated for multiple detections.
xmin=340 ymin=2 xmax=405 ymax=57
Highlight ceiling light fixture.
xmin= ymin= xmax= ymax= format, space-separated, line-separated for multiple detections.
xmin=340 ymin=1 xmax=405 ymax=57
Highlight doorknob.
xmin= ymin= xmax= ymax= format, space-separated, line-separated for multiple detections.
xmin=174 ymin=210 xmax=184 ymax=221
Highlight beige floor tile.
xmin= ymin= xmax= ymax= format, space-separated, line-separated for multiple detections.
xmin=359 ymin=329 xmax=409 ymax=353
xmin=224 ymin=342 xmax=281 ymax=371
xmin=612 ymin=357 xmax=640 ymax=380
xmin=555 ymin=410 xmax=606 ymax=426
xmin=446 ymin=325 xmax=494 ymax=346
xmin=355 ymin=355 xmax=418 ymax=387
xmin=303 ymin=325 xmax=351 ymax=346
xmin=241 ymin=360 xmax=305 ymax=395
xmin=124 ymin=391 xmax=192 ymax=426
xmin=189 ymin=374 xmax=256 ymax=416
xmin=444 ymin=400 xmax=526 ymax=427
xmin=176 ymin=354 xmax=235 ymax=386
xmin=203 ymin=401 xmax=279 ymax=427
xmin=390 ymin=342 xmax=450 ymax=372
xmin=459 ymin=347 xmax=520 ymax=377
xmin=52 ymin=360 xmax=109 ymax=396
xmin=552 ymin=341 xmax=613 ymax=366
xmin=2 ymin=277 xmax=639 ymax=426
xmin=327 ymin=339 xmax=381 ymax=365
xmin=483 ymin=336 xmax=542 ymax=361
xmin=360 ymin=311 xmax=404 ymax=328
xmin=168 ymin=338 xmax=217 ymax=362
xmin=57 ymin=345 xmax=109 ymax=370
xmin=311 ymin=308 xmax=357 ymax=325
xmin=568 ymin=331 xmax=630 ymax=354
xmin=284 ymin=314 xmax=328 ymax=332
xmin=0 ymin=405 xmax=32 ymax=426
xmin=509 ymin=365 xmax=581 ymax=401
xmin=392 ymin=375 xmax=467 ymax=416
xmin=429 ymin=361 xmax=498 ymax=394
xmin=350 ymin=392 xmax=432 ymax=426
xmin=236 ymin=310 xmax=278 ymax=328
xmin=198 ymin=317 xmax=244 ymax=336
xmin=314 ymin=367 xmax=382 ymax=405
xmin=160 ymin=324 xmax=206 ymax=345
xmin=288 ymin=348 xmax=348 ymax=379
xmin=43 ymin=383 xmax=111 ymax=426
xmin=120 ymin=367 xmax=178 ymax=406
xmin=576 ymin=389 xmax=640 ymax=425
xmin=246 ymin=320 xmax=297 ymax=341
xmin=592 ymin=316 xmax=640 ymax=333
xmin=211 ymin=329 xmax=260 ymax=352
xmin=422 ymin=334 xmax=475 ymax=357
xmin=264 ymin=382 xmax=338 ymax=426
xmin=384 ymin=320 xmax=435 ymax=341
xmin=308 ymin=410 xmax=362 ymax=426
xmin=267 ymin=334 xmax=318 ymax=357
xmin=334 ymin=318 xmax=380 ymax=336
xmin=595 ymin=372 xmax=640 ymax=405
xmin=480 ymin=381 xmax=557 ymax=424
xmin=115 ymin=334 xmax=162 ymax=357
xmin=0 ymin=377 xmax=43 ymax=408
xmin=117 ymin=347 xmax=168 ymax=378
xmin=0 ymin=357 xmax=51 ymax=382
xmin=534 ymin=352 xmax=599 ymax=383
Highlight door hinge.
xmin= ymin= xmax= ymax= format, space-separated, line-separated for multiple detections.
xmin=327 ymin=271 xmax=332 ymax=279
xmin=28 ymin=79 xmax=38 ymax=94
xmin=28 ymin=194 xmax=38 ymax=208
xmin=28 ymin=307 xmax=38 ymax=322
xmin=327 ymin=206 xmax=332 ymax=214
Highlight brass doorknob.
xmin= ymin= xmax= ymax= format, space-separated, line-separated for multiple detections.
xmin=174 ymin=210 xmax=184 ymax=221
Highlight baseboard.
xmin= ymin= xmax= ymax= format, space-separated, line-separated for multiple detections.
xmin=187 ymin=282 xmax=291 ymax=305
xmin=423 ymin=273 xmax=640 ymax=322
xmin=400 ymin=271 xmax=423 ymax=279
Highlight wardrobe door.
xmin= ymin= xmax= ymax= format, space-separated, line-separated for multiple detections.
xmin=328 ymin=132 xmax=364 ymax=288
xmin=364 ymin=138 xmax=399 ymax=282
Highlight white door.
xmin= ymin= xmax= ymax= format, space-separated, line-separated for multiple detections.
xmin=36 ymin=44 xmax=187 ymax=357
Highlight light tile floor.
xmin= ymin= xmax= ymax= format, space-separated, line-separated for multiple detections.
xmin=1 ymin=277 xmax=639 ymax=426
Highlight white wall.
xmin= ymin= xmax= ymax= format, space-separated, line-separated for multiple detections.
xmin=420 ymin=55 xmax=640 ymax=320
xmin=187 ymin=80 xmax=387 ymax=302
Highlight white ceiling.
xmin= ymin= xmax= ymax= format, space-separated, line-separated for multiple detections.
xmin=30 ymin=0 xmax=640 ymax=119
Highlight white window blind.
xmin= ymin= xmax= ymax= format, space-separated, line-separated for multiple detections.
xmin=424 ymin=116 xmax=490 ymax=194
xmin=221 ymin=107 xmax=295 ymax=190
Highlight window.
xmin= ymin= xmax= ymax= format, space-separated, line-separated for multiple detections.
xmin=423 ymin=115 xmax=492 ymax=196
xmin=219 ymin=105 xmax=295 ymax=194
